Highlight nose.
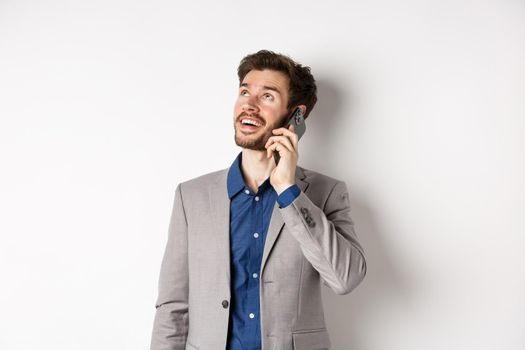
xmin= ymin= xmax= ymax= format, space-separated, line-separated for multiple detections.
xmin=242 ymin=96 xmax=259 ymax=114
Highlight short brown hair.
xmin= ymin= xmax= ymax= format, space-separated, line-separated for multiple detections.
xmin=237 ymin=50 xmax=317 ymax=119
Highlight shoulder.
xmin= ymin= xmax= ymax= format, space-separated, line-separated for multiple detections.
xmin=298 ymin=165 xmax=351 ymax=210
xmin=299 ymin=165 xmax=342 ymax=187
xmin=177 ymin=167 xmax=228 ymax=193
xmin=297 ymin=165 xmax=348 ymax=204
xmin=171 ymin=168 xmax=228 ymax=211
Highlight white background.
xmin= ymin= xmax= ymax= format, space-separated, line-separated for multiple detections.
xmin=1 ymin=0 xmax=524 ymax=349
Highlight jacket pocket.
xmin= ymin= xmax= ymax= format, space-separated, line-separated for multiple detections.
xmin=292 ymin=328 xmax=331 ymax=350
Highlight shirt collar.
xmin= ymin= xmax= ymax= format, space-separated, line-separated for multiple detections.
xmin=227 ymin=151 xmax=246 ymax=198
xmin=227 ymin=151 xmax=272 ymax=198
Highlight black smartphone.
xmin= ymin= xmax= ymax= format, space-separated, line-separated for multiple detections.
xmin=273 ymin=107 xmax=306 ymax=165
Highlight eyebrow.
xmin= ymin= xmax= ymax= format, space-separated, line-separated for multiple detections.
xmin=240 ymin=83 xmax=281 ymax=94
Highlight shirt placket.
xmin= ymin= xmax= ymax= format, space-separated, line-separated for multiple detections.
xmin=249 ymin=188 xmax=263 ymax=349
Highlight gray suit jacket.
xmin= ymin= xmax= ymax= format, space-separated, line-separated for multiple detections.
xmin=151 ymin=164 xmax=367 ymax=350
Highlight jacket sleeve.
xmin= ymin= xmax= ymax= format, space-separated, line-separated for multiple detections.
xmin=278 ymin=180 xmax=367 ymax=295
xmin=151 ymin=183 xmax=189 ymax=350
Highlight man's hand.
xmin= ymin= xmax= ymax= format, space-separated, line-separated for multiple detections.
xmin=265 ymin=124 xmax=298 ymax=195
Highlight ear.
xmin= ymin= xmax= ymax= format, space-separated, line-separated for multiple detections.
xmin=297 ymin=105 xmax=307 ymax=117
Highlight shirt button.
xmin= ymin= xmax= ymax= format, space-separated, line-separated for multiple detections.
xmin=244 ymin=189 xmax=250 ymax=194
xmin=249 ymin=313 xmax=255 ymax=319
xmin=222 ymin=300 xmax=229 ymax=308
xmin=255 ymin=196 xmax=260 ymax=201
xmin=252 ymin=273 xmax=258 ymax=278
xmin=253 ymin=232 xmax=259 ymax=238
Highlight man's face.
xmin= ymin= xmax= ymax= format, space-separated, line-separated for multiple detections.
xmin=233 ymin=69 xmax=291 ymax=151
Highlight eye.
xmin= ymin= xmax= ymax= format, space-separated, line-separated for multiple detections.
xmin=240 ymin=89 xmax=249 ymax=96
xmin=263 ymin=93 xmax=274 ymax=101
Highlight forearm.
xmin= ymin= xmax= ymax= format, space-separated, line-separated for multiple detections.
xmin=279 ymin=181 xmax=367 ymax=295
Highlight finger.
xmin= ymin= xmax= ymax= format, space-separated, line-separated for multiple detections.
xmin=265 ymin=135 xmax=281 ymax=148
xmin=266 ymin=142 xmax=278 ymax=158
xmin=270 ymin=128 xmax=298 ymax=147
xmin=266 ymin=143 xmax=275 ymax=159
xmin=268 ymin=140 xmax=296 ymax=159
xmin=266 ymin=136 xmax=295 ymax=153
xmin=266 ymin=140 xmax=289 ymax=159
xmin=267 ymin=142 xmax=290 ymax=157
xmin=272 ymin=127 xmax=299 ymax=149
xmin=265 ymin=136 xmax=295 ymax=154
xmin=272 ymin=126 xmax=297 ymax=138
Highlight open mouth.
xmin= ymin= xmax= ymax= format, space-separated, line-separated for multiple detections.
xmin=239 ymin=117 xmax=263 ymax=131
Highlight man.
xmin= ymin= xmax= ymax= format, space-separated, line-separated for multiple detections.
xmin=150 ymin=50 xmax=367 ymax=350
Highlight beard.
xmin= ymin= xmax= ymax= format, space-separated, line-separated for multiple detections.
xmin=234 ymin=112 xmax=287 ymax=151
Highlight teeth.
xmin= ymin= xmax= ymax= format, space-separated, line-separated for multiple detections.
xmin=241 ymin=119 xmax=260 ymax=127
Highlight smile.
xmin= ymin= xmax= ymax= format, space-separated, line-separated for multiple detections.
xmin=240 ymin=117 xmax=262 ymax=127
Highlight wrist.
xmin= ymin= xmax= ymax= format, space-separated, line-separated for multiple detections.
xmin=275 ymin=183 xmax=295 ymax=196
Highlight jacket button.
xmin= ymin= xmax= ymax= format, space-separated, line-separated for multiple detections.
xmin=222 ymin=300 xmax=229 ymax=308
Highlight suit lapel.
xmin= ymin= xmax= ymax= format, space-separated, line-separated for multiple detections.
xmin=209 ymin=165 xmax=310 ymax=287
xmin=260 ymin=166 xmax=309 ymax=275
xmin=209 ymin=169 xmax=231 ymax=287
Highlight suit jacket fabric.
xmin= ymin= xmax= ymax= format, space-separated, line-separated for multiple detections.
xmin=226 ymin=152 xmax=294 ymax=349
xmin=151 ymin=163 xmax=367 ymax=350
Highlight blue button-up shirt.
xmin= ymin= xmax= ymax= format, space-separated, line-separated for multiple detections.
xmin=226 ymin=151 xmax=300 ymax=350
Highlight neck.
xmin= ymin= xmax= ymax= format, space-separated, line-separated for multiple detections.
xmin=240 ymin=148 xmax=276 ymax=193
